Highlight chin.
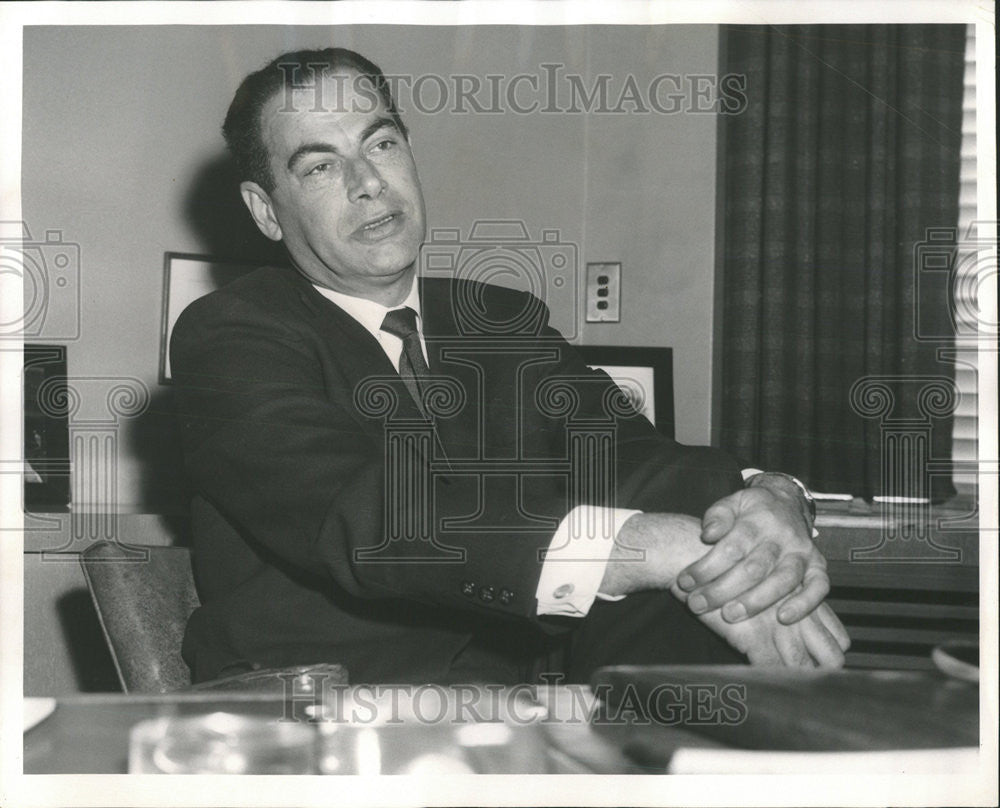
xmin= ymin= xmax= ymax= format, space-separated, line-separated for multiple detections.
xmin=366 ymin=245 xmax=420 ymax=276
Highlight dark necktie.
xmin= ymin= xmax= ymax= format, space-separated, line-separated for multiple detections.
xmin=381 ymin=307 xmax=431 ymax=416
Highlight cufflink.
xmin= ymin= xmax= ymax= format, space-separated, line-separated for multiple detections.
xmin=553 ymin=583 xmax=574 ymax=599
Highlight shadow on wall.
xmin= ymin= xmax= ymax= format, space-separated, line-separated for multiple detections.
xmin=56 ymin=588 xmax=121 ymax=692
xmin=131 ymin=387 xmax=193 ymax=527
xmin=129 ymin=154 xmax=289 ymax=518
xmin=184 ymin=152 xmax=288 ymax=266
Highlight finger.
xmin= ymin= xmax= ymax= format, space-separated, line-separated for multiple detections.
xmin=683 ymin=541 xmax=783 ymax=617
xmin=677 ymin=523 xmax=756 ymax=593
xmin=700 ymin=495 xmax=740 ymax=543
xmin=745 ymin=634 xmax=783 ymax=666
xmin=711 ymin=551 xmax=805 ymax=621
xmin=776 ymin=563 xmax=831 ymax=624
xmin=774 ymin=624 xmax=814 ymax=668
xmin=800 ymin=613 xmax=845 ymax=668
xmin=815 ymin=603 xmax=852 ymax=652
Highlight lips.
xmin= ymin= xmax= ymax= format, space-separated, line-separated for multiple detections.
xmin=354 ymin=212 xmax=403 ymax=242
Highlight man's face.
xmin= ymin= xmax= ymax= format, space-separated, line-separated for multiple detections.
xmin=245 ymin=70 xmax=426 ymax=299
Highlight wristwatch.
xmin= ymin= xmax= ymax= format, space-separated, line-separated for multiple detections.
xmin=744 ymin=471 xmax=817 ymax=527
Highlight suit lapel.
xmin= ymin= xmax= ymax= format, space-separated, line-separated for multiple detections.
xmin=288 ymin=269 xmax=427 ymax=424
xmin=419 ymin=278 xmax=487 ymax=460
xmin=419 ymin=275 xmax=459 ymax=369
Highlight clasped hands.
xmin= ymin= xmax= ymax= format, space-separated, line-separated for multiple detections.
xmin=674 ymin=485 xmax=850 ymax=667
xmin=603 ymin=484 xmax=850 ymax=668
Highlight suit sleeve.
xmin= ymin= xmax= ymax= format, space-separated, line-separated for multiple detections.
xmin=527 ymin=316 xmax=744 ymax=519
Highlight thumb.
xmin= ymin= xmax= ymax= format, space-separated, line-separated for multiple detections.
xmin=701 ymin=496 xmax=738 ymax=543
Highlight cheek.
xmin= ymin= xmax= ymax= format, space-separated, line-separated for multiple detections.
xmin=399 ymin=174 xmax=426 ymax=218
xmin=302 ymin=203 xmax=350 ymax=241
xmin=385 ymin=157 xmax=421 ymax=193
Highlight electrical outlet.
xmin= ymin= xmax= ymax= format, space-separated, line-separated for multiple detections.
xmin=585 ymin=262 xmax=621 ymax=322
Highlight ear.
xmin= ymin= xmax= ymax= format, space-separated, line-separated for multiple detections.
xmin=240 ymin=181 xmax=283 ymax=242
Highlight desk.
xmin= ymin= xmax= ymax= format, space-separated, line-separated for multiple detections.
xmin=24 ymin=670 xmax=978 ymax=775
xmin=23 ymin=689 xmax=633 ymax=775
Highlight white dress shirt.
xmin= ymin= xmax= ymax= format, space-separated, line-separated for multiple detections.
xmin=316 ymin=280 xmax=428 ymax=371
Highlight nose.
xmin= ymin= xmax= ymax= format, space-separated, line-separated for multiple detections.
xmin=345 ymin=156 xmax=385 ymax=202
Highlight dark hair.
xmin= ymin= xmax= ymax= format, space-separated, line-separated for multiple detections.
xmin=222 ymin=47 xmax=408 ymax=192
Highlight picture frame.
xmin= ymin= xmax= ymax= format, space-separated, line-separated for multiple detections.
xmin=23 ymin=344 xmax=71 ymax=510
xmin=159 ymin=252 xmax=263 ymax=382
xmin=577 ymin=345 xmax=674 ymax=439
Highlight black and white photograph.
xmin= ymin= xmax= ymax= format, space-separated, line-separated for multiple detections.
xmin=579 ymin=345 xmax=675 ymax=435
xmin=1 ymin=2 xmax=995 ymax=806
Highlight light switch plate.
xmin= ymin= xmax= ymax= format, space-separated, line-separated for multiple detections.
xmin=585 ymin=262 xmax=621 ymax=322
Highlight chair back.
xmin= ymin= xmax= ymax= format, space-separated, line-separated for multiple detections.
xmin=80 ymin=541 xmax=200 ymax=693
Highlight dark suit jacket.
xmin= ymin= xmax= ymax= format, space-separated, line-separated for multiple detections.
xmin=170 ymin=265 xmax=741 ymax=683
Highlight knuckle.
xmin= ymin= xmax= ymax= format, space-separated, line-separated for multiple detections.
xmin=776 ymin=514 xmax=806 ymax=540
xmin=812 ymin=574 xmax=831 ymax=599
xmin=684 ymin=562 xmax=708 ymax=582
xmin=709 ymin=494 xmax=738 ymax=515
xmin=742 ymin=557 xmax=769 ymax=583
xmin=757 ymin=507 xmax=781 ymax=527
xmin=699 ymin=586 xmax=724 ymax=606
xmin=721 ymin=540 xmax=747 ymax=564
xmin=730 ymin=515 xmax=760 ymax=540
xmin=778 ymin=563 xmax=804 ymax=589
xmin=703 ymin=503 xmax=724 ymax=521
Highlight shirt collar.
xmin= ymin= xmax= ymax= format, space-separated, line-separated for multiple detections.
xmin=312 ymin=277 xmax=422 ymax=340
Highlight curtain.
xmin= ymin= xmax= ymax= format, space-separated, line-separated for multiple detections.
xmin=718 ymin=25 xmax=966 ymax=500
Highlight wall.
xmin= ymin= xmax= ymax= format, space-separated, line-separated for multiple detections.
xmin=22 ymin=24 xmax=721 ymax=512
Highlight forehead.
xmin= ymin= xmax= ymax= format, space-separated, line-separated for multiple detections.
xmin=260 ymin=70 xmax=390 ymax=158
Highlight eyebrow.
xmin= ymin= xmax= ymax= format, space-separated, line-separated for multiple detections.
xmin=286 ymin=117 xmax=400 ymax=173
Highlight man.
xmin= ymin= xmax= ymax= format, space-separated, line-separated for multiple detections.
xmin=171 ymin=47 xmax=849 ymax=685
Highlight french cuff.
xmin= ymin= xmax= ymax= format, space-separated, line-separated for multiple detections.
xmin=741 ymin=468 xmax=819 ymax=539
xmin=535 ymin=505 xmax=641 ymax=617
